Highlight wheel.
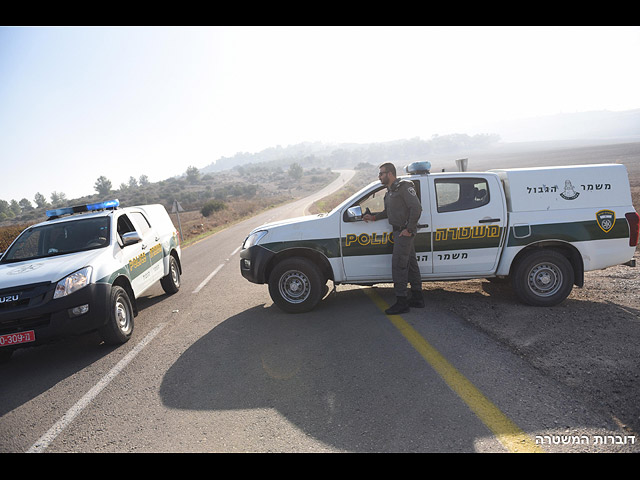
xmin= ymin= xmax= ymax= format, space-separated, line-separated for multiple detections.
xmin=268 ymin=257 xmax=325 ymax=313
xmin=161 ymin=255 xmax=181 ymax=294
xmin=99 ymin=286 xmax=134 ymax=344
xmin=512 ymin=249 xmax=574 ymax=306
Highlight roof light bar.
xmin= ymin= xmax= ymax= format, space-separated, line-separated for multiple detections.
xmin=405 ymin=161 xmax=431 ymax=175
xmin=46 ymin=199 xmax=120 ymax=219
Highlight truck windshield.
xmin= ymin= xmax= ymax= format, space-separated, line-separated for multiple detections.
xmin=1 ymin=217 xmax=110 ymax=263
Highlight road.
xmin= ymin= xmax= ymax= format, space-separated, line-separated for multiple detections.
xmin=0 ymin=169 xmax=635 ymax=453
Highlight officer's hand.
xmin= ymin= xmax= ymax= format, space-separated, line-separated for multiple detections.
xmin=363 ymin=214 xmax=375 ymax=222
xmin=399 ymin=229 xmax=412 ymax=237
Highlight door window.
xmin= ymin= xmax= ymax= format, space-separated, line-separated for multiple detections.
xmin=345 ymin=180 xmax=422 ymax=221
xmin=435 ymin=178 xmax=489 ymax=213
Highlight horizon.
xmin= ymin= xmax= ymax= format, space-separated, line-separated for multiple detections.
xmin=1 ymin=26 xmax=639 ymax=203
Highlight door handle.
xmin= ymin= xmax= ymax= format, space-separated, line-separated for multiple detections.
xmin=417 ymin=223 xmax=429 ymax=229
xmin=479 ymin=218 xmax=500 ymax=223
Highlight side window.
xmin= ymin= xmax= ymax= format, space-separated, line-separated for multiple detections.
xmin=345 ymin=180 xmax=422 ymax=221
xmin=357 ymin=186 xmax=386 ymax=217
xmin=117 ymin=214 xmax=137 ymax=242
xmin=435 ymin=178 xmax=489 ymax=213
xmin=129 ymin=212 xmax=152 ymax=236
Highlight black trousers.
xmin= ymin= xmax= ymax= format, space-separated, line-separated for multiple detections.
xmin=392 ymin=232 xmax=421 ymax=297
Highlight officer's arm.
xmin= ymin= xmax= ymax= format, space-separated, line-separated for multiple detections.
xmin=370 ymin=209 xmax=387 ymax=221
xmin=402 ymin=186 xmax=422 ymax=234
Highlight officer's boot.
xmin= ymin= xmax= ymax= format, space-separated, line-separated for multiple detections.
xmin=409 ymin=289 xmax=425 ymax=308
xmin=385 ymin=296 xmax=410 ymax=315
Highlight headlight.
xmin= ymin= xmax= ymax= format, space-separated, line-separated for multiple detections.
xmin=242 ymin=230 xmax=267 ymax=249
xmin=54 ymin=267 xmax=93 ymax=299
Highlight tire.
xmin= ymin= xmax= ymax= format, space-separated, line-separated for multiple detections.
xmin=99 ymin=286 xmax=134 ymax=344
xmin=512 ymin=249 xmax=574 ymax=306
xmin=161 ymin=255 xmax=181 ymax=294
xmin=268 ymin=257 xmax=325 ymax=313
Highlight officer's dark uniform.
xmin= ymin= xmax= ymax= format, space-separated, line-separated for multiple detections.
xmin=373 ymin=178 xmax=423 ymax=313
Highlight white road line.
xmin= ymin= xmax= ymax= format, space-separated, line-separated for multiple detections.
xmin=193 ymin=264 xmax=224 ymax=293
xmin=27 ymin=244 xmax=244 ymax=452
xmin=27 ymin=323 xmax=167 ymax=453
xmin=192 ymin=245 xmax=242 ymax=294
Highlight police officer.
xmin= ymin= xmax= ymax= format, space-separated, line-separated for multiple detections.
xmin=363 ymin=162 xmax=424 ymax=314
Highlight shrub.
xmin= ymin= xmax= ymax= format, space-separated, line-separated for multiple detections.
xmin=201 ymin=199 xmax=226 ymax=217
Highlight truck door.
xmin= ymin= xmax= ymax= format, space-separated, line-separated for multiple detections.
xmin=429 ymin=174 xmax=506 ymax=275
xmin=116 ymin=212 xmax=161 ymax=296
xmin=128 ymin=211 xmax=164 ymax=285
xmin=340 ymin=179 xmax=432 ymax=281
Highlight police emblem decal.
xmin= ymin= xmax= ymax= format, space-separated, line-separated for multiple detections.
xmin=7 ymin=263 xmax=45 ymax=275
xmin=560 ymin=180 xmax=580 ymax=200
xmin=596 ymin=209 xmax=616 ymax=233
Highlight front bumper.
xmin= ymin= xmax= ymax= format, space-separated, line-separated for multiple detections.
xmin=239 ymin=245 xmax=275 ymax=284
xmin=0 ymin=282 xmax=112 ymax=349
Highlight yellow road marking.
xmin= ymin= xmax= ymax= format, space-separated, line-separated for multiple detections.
xmin=363 ymin=288 xmax=544 ymax=453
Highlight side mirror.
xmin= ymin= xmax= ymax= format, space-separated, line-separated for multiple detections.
xmin=346 ymin=206 xmax=363 ymax=221
xmin=122 ymin=232 xmax=142 ymax=247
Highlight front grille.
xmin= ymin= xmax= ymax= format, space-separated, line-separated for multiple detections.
xmin=0 ymin=282 xmax=52 ymax=312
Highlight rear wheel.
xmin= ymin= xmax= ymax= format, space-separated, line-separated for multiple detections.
xmin=161 ymin=255 xmax=181 ymax=294
xmin=512 ymin=249 xmax=574 ymax=306
xmin=268 ymin=257 xmax=325 ymax=313
xmin=99 ymin=286 xmax=134 ymax=344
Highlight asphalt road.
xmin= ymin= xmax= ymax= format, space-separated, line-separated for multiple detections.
xmin=0 ymin=170 xmax=635 ymax=453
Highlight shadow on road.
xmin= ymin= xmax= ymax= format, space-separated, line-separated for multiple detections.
xmin=158 ymin=288 xmax=496 ymax=452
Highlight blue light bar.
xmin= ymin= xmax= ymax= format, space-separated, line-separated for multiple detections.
xmin=46 ymin=199 xmax=120 ymax=218
xmin=405 ymin=161 xmax=431 ymax=174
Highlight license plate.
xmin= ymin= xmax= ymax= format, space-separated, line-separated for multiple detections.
xmin=0 ymin=330 xmax=35 ymax=347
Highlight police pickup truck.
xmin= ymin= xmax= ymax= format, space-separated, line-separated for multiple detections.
xmin=241 ymin=162 xmax=639 ymax=313
xmin=0 ymin=200 xmax=182 ymax=361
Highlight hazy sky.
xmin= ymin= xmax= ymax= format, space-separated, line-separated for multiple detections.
xmin=1 ymin=26 xmax=639 ymax=203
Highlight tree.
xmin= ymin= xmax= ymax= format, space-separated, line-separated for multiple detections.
xmin=19 ymin=198 xmax=33 ymax=212
xmin=50 ymin=191 xmax=67 ymax=207
xmin=139 ymin=174 xmax=150 ymax=186
xmin=0 ymin=199 xmax=11 ymax=219
xmin=288 ymin=162 xmax=303 ymax=180
xmin=186 ymin=166 xmax=200 ymax=184
xmin=94 ymin=176 xmax=112 ymax=196
xmin=128 ymin=176 xmax=138 ymax=189
xmin=34 ymin=192 xmax=48 ymax=208
xmin=9 ymin=200 xmax=21 ymax=216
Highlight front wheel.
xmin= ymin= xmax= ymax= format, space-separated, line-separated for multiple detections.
xmin=99 ymin=286 xmax=134 ymax=344
xmin=512 ymin=249 xmax=574 ymax=306
xmin=268 ymin=257 xmax=325 ymax=313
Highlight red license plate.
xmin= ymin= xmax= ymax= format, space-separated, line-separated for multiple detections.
xmin=0 ymin=330 xmax=36 ymax=347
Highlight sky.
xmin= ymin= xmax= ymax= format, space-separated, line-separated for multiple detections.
xmin=1 ymin=25 xmax=639 ymax=204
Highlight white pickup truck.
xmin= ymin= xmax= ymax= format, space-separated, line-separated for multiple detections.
xmin=0 ymin=200 xmax=182 ymax=360
xmin=240 ymin=162 xmax=639 ymax=313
